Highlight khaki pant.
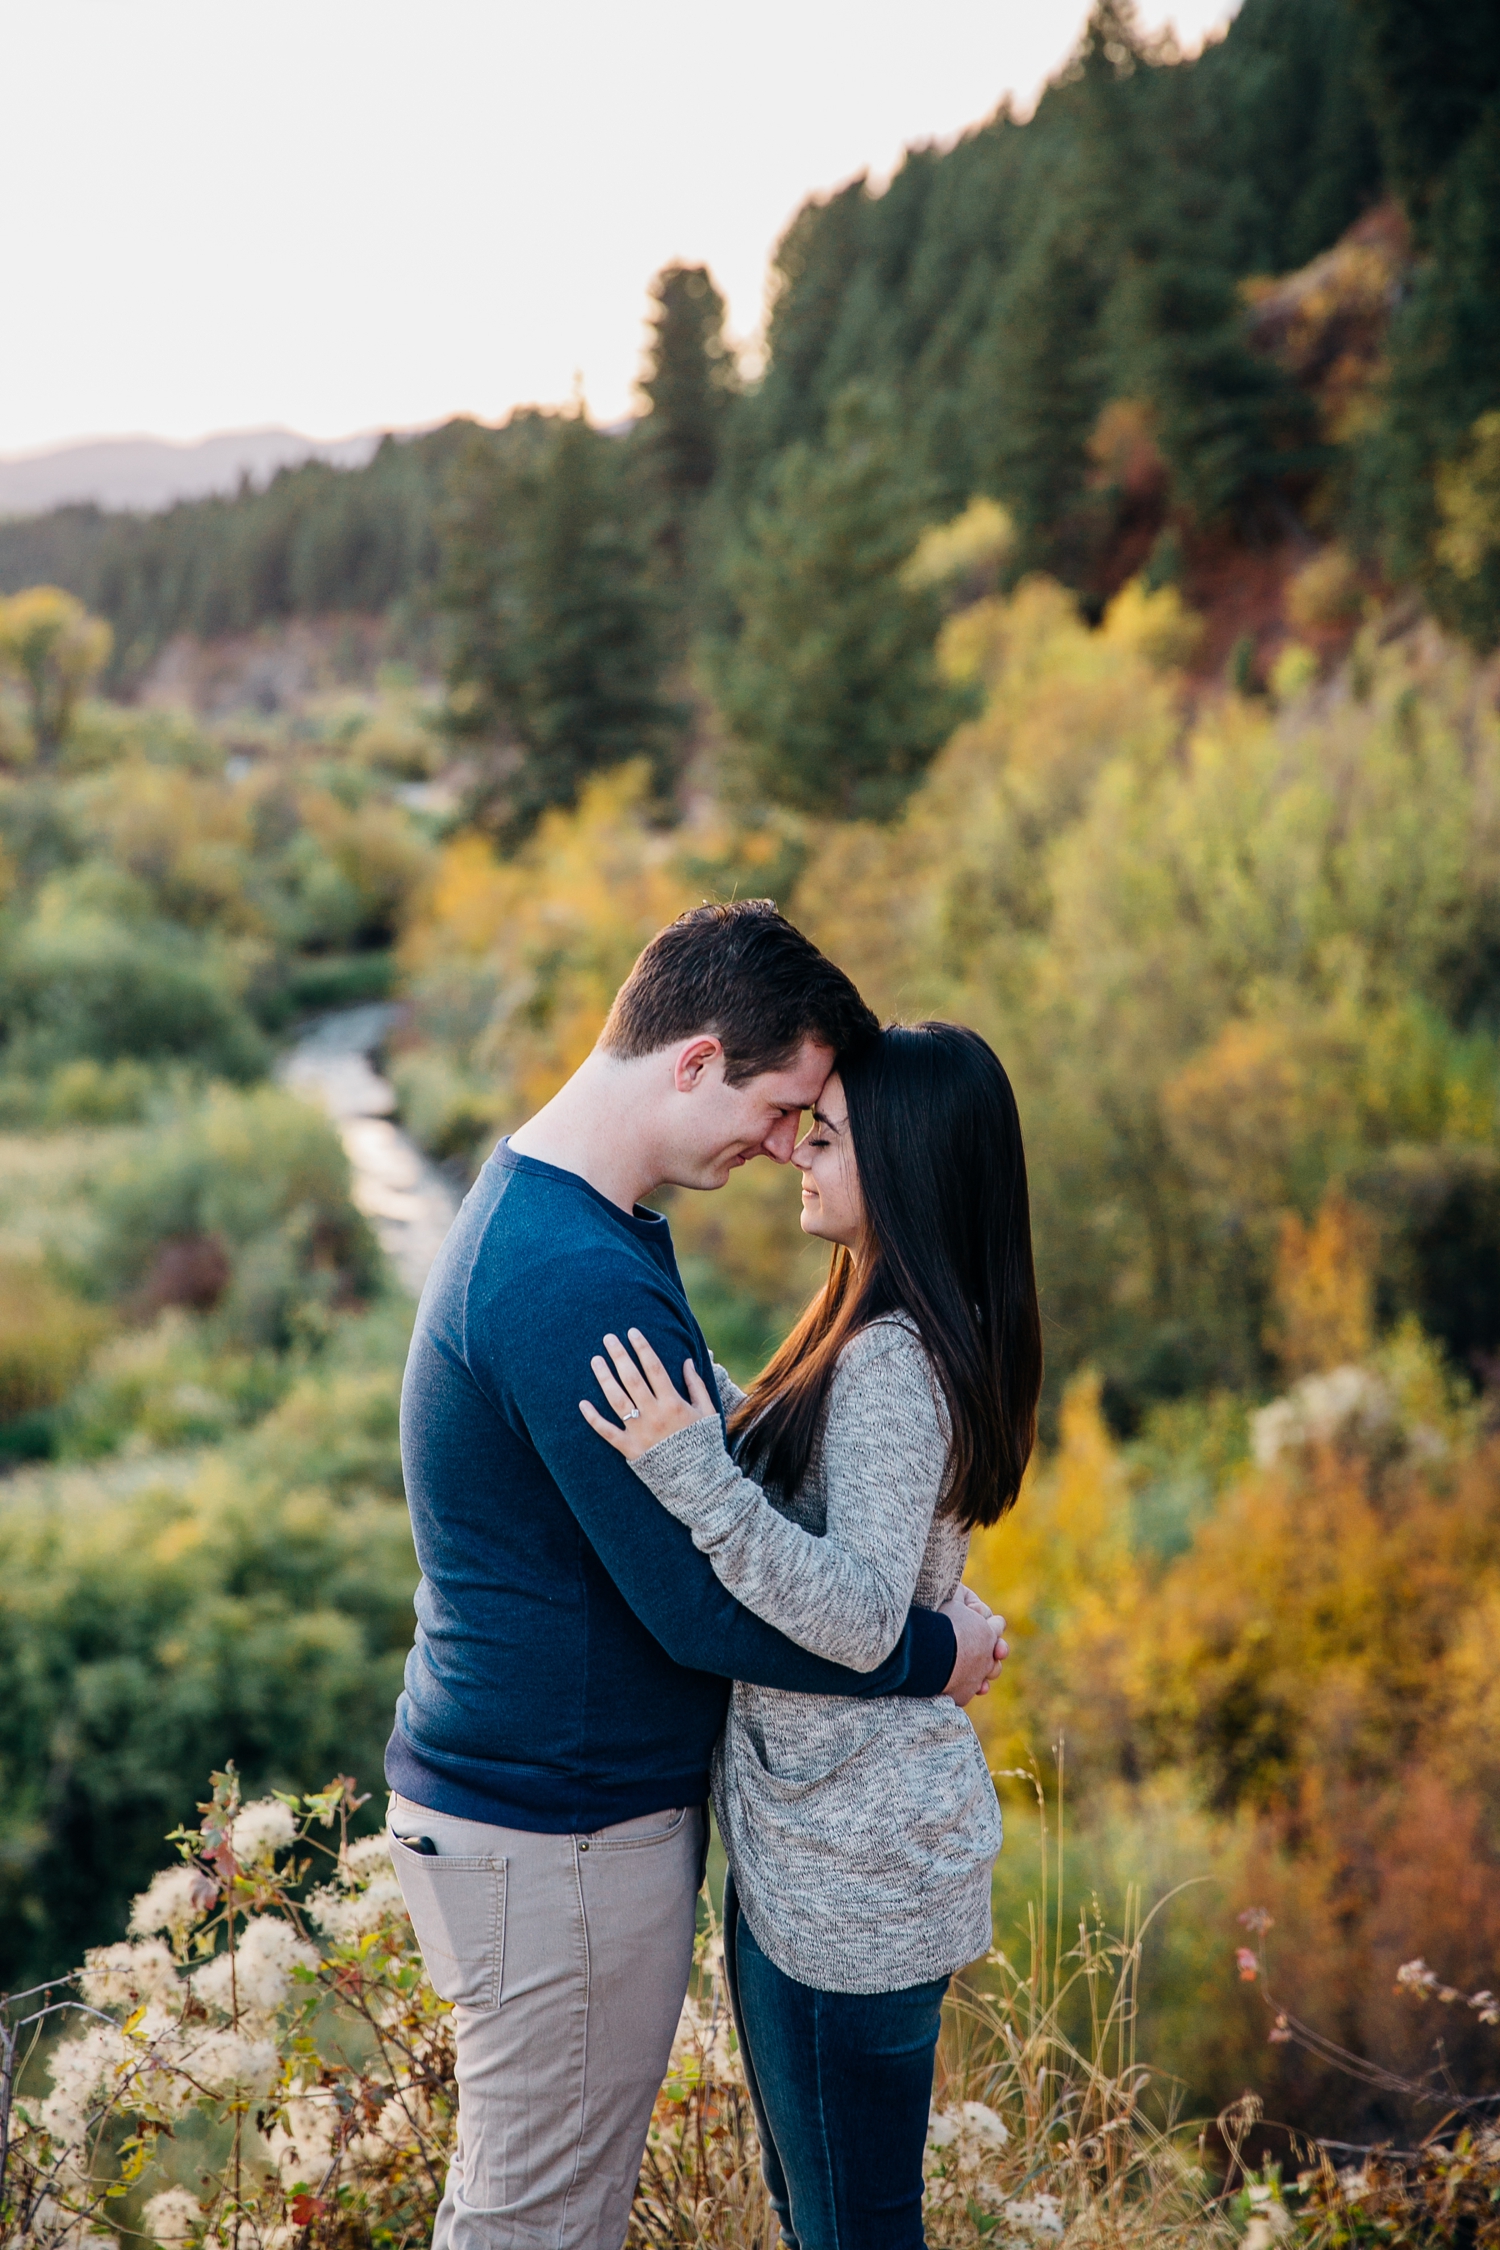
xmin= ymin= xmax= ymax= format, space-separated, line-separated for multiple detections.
xmin=388 ymin=1792 xmax=704 ymax=2250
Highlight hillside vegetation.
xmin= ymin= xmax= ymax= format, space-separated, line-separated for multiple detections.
xmin=5 ymin=0 xmax=1498 ymax=697
xmin=0 ymin=0 xmax=1498 ymax=2175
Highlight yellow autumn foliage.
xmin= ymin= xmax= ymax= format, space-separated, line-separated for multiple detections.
xmin=394 ymin=567 xmax=1500 ymax=1414
xmin=0 ymin=584 xmax=113 ymax=759
xmin=968 ymin=1373 xmax=1144 ymax=1782
xmin=1266 ymin=1191 xmax=1378 ymax=1377
xmin=398 ymin=762 xmax=710 ymax=1123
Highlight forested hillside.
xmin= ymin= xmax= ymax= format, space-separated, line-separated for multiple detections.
xmin=8 ymin=0 xmax=1497 ymax=689
xmin=3 ymin=0 xmax=1500 ymax=2178
xmin=0 ymin=427 xmax=461 ymax=675
xmin=733 ymin=0 xmax=1377 ymax=532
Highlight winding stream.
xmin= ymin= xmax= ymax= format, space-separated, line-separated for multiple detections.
xmin=278 ymin=1004 xmax=459 ymax=1296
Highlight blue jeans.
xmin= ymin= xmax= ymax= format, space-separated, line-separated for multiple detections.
xmin=723 ymin=1873 xmax=948 ymax=2250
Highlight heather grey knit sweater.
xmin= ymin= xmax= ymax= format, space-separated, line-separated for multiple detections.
xmin=629 ymin=1315 xmax=1001 ymax=1995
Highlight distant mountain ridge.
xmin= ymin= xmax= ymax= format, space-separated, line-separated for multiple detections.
xmin=0 ymin=427 xmax=389 ymax=518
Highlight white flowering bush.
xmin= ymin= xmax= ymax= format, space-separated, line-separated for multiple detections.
xmin=0 ymin=1770 xmax=1250 ymax=2250
xmin=23 ymin=1762 xmax=1477 ymax=2250
xmin=0 ymin=1769 xmax=455 ymax=2250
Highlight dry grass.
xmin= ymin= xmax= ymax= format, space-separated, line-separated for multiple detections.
xmin=627 ymin=1768 xmax=1238 ymax=2250
xmin=2 ymin=1765 xmax=1318 ymax=2250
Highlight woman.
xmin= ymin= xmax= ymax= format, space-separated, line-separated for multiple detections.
xmin=579 ymin=1021 xmax=1043 ymax=2250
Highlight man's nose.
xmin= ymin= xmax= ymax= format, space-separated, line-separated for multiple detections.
xmin=760 ymin=1114 xmax=800 ymax=1163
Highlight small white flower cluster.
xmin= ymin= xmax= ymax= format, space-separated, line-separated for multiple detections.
xmin=193 ymin=1917 xmax=317 ymax=2022
xmin=1252 ymin=1365 xmax=1394 ymax=1466
xmin=140 ymin=2188 xmax=203 ymax=2247
xmin=1243 ymin=2181 xmax=1293 ymax=2250
xmin=343 ymin=1834 xmax=395 ymax=1879
xmin=80 ymin=1939 xmax=180 ymax=2009
xmin=25 ymin=2187 xmax=119 ymax=2250
xmin=129 ymin=1865 xmax=215 ymax=1941
xmin=306 ymin=1834 xmax=402 ymax=1943
xmin=40 ymin=2020 xmax=138 ymax=2158
xmin=928 ymin=2099 xmax=1010 ymax=2151
xmin=229 ymin=1797 xmax=297 ymax=1867
xmin=925 ymin=2100 xmax=1068 ymax=2242
xmin=185 ymin=2025 xmax=282 ymax=2098
xmin=926 ymin=2100 xmax=1012 ymax=2231
xmin=1002 ymin=2189 xmax=1066 ymax=2237
xmin=264 ymin=2092 xmax=339 ymax=2190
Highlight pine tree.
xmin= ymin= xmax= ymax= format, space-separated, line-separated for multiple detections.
xmin=442 ymin=412 xmax=680 ymax=839
xmin=1347 ymin=0 xmax=1500 ymax=224
xmin=1074 ymin=0 xmax=1315 ymax=529
xmin=1113 ymin=254 xmax=1312 ymax=526
xmin=636 ymin=264 xmax=737 ymax=517
xmin=712 ymin=386 xmax=973 ymax=820
xmin=968 ymin=218 xmax=1108 ymax=578
xmin=1351 ymin=0 xmax=1500 ymax=643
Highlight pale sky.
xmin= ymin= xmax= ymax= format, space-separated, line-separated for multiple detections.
xmin=2 ymin=0 xmax=1239 ymax=458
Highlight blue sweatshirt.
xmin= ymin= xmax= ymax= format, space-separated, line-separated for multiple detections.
xmin=385 ymin=1143 xmax=958 ymax=1832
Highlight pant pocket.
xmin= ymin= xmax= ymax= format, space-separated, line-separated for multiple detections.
xmin=589 ymin=1806 xmax=690 ymax=1851
xmin=389 ymin=1833 xmax=506 ymax=2008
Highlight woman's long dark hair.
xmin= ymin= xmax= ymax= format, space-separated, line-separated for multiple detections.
xmin=729 ymin=1022 xmax=1043 ymax=1532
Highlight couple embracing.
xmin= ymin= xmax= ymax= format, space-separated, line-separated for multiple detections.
xmin=385 ymin=902 xmax=1043 ymax=2250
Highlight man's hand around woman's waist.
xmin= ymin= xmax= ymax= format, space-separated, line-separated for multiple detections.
xmin=942 ymin=1587 xmax=1008 ymax=1706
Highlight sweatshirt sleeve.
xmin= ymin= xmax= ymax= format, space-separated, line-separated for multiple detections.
xmin=713 ymin=1362 xmax=748 ymax=1416
xmin=469 ymin=1251 xmax=956 ymax=1700
xmin=630 ymin=1325 xmax=949 ymax=1671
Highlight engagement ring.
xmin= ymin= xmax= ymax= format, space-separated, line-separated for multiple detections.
xmin=623 ymin=1406 xmax=640 ymax=1420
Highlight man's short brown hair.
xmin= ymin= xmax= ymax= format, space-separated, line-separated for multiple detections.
xmin=600 ymin=901 xmax=878 ymax=1085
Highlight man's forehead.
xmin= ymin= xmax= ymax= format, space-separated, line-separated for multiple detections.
xmin=754 ymin=1038 xmax=835 ymax=1108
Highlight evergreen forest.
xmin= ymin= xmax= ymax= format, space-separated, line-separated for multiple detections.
xmin=4 ymin=0 xmax=1500 ymax=2205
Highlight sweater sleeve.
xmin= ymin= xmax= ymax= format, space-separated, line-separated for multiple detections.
xmin=472 ymin=1253 xmax=956 ymax=1699
xmin=713 ymin=1362 xmax=747 ymax=1416
xmin=630 ymin=1324 xmax=950 ymax=1672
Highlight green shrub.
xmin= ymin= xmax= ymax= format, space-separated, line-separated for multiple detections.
xmin=0 ymin=1255 xmax=109 ymax=1424
xmin=62 ymin=698 xmax=223 ymax=774
xmin=43 ymin=1054 xmax=158 ymax=1125
xmin=0 ymin=1400 xmax=415 ymax=1984
xmin=56 ymin=1311 xmax=287 ymax=1458
xmin=280 ymin=948 xmax=394 ymax=1014
xmin=387 ymin=1049 xmax=500 ymax=1167
xmin=347 ymin=707 xmax=443 ymax=778
xmin=84 ymin=1085 xmax=382 ymax=1346
xmin=0 ymin=874 xmax=267 ymax=1080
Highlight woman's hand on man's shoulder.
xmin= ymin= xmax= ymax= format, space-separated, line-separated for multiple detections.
xmin=579 ymin=1327 xmax=720 ymax=1462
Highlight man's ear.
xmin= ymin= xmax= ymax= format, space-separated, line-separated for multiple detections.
xmin=672 ymin=1036 xmax=724 ymax=1093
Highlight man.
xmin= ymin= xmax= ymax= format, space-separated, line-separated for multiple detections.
xmin=386 ymin=900 xmax=1006 ymax=2250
